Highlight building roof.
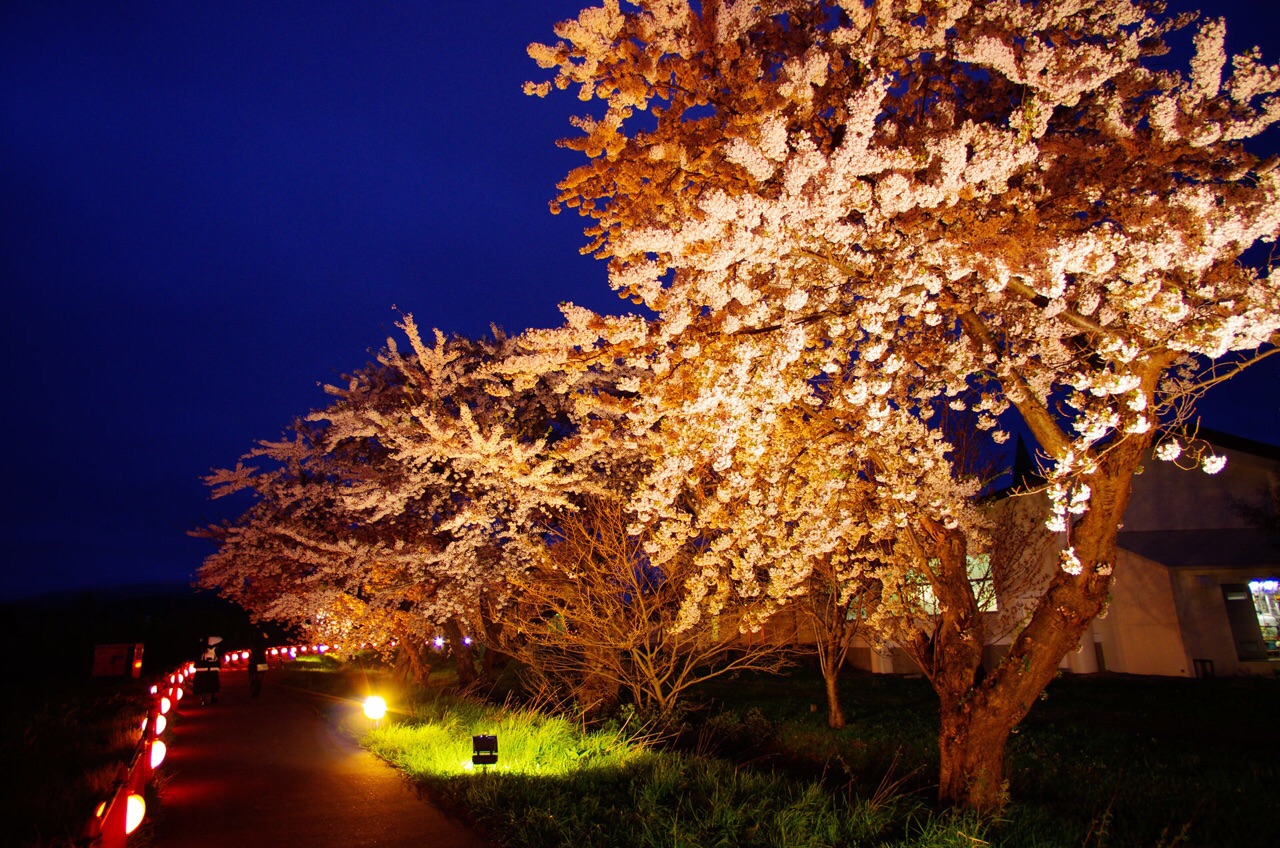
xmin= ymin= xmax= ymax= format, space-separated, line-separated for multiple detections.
xmin=1118 ymin=528 xmax=1280 ymax=570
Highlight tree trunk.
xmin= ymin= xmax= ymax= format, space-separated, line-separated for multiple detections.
xmin=822 ymin=660 xmax=846 ymax=729
xmin=395 ymin=638 xmax=432 ymax=686
xmin=927 ymin=433 xmax=1149 ymax=811
xmin=444 ymin=618 xmax=478 ymax=688
xmin=935 ymin=686 xmax=1020 ymax=810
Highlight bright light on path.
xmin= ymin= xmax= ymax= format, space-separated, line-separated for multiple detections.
xmin=363 ymin=696 xmax=388 ymax=721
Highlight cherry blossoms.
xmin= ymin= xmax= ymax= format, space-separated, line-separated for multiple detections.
xmin=196 ymin=0 xmax=1280 ymax=816
xmin=528 ymin=0 xmax=1280 ymax=809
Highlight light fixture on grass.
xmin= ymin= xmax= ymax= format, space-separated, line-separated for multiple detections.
xmin=472 ymin=734 xmax=498 ymax=767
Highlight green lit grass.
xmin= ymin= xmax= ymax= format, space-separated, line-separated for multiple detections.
xmin=284 ymin=661 xmax=1277 ymax=847
xmin=365 ymin=698 xmax=644 ymax=778
xmin=285 ymin=664 xmax=988 ymax=847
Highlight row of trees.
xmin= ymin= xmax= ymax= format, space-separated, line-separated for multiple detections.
xmin=199 ymin=1 xmax=1280 ymax=812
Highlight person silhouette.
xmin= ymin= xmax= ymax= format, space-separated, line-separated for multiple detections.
xmin=248 ymin=638 xmax=269 ymax=699
xmin=193 ymin=636 xmax=222 ymax=705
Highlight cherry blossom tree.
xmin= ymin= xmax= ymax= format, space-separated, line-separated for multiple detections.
xmin=198 ymin=320 xmax=626 ymax=685
xmin=529 ymin=0 xmax=1280 ymax=810
xmin=506 ymin=494 xmax=793 ymax=715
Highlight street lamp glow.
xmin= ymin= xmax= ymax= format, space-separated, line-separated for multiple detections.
xmin=363 ymin=696 xmax=387 ymax=721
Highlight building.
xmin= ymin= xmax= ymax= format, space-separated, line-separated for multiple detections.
xmin=1090 ymin=430 xmax=1279 ymax=677
xmin=821 ymin=429 xmax=1280 ymax=677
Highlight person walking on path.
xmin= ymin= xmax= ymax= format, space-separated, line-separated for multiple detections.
xmin=191 ymin=637 xmax=221 ymax=705
xmin=247 ymin=638 xmax=268 ymax=699
xmin=147 ymin=665 xmax=488 ymax=848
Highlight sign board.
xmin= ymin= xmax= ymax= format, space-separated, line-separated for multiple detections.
xmin=93 ymin=643 xmax=144 ymax=678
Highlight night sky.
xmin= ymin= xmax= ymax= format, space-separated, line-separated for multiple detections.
xmin=3 ymin=1 xmax=1278 ymax=601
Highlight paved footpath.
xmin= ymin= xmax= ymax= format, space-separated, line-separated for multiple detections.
xmin=147 ymin=668 xmax=489 ymax=848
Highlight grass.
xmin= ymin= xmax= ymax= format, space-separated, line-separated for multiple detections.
xmin=691 ymin=666 xmax=1278 ymax=848
xmin=281 ymin=658 xmax=1278 ymax=848
xmin=0 ymin=678 xmax=151 ymax=848
xmin=284 ymin=661 xmax=992 ymax=847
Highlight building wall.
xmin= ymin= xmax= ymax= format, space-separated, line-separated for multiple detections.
xmin=1094 ymin=550 xmax=1190 ymax=676
xmin=1168 ymin=567 xmax=1279 ymax=677
xmin=1123 ymin=440 xmax=1277 ymax=532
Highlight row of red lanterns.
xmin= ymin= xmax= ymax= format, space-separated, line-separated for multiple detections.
xmin=83 ymin=666 xmax=188 ymax=845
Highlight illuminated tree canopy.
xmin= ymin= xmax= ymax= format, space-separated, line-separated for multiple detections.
xmin=525 ymin=0 xmax=1280 ymax=809
xmin=198 ymin=0 xmax=1280 ymax=815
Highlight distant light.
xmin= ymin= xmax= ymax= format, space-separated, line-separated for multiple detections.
xmin=150 ymin=740 xmax=167 ymax=769
xmin=1249 ymin=579 xmax=1278 ymax=593
xmin=125 ymin=794 xmax=146 ymax=834
xmin=363 ymin=696 xmax=388 ymax=721
xmin=271 ymin=648 xmax=279 ymax=656
xmin=149 ymin=685 xmax=159 ymax=695
xmin=154 ymin=714 xmax=167 ymax=736
xmin=433 ymin=636 xmax=445 ymax=649
xmin=463 ymin=637 xmax=472 ymax=645
xmin=159 ymin=697 xmax=172 ymax=715
xmin=318 ymin=644 xmax=328 ymax=653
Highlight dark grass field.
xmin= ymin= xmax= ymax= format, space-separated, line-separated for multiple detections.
xmin=688 ymin=665 xmax=1279 ymax=847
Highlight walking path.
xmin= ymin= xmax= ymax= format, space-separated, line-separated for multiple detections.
xmin=147 ymin=668 xmax=488 ymax=848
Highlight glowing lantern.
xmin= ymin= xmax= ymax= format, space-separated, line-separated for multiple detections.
xmin=363 ymin=696 xmax=387 ymax=721
xmin=150 ymin=740 xmax=167 ymax=769
xmin=124 ymin=794 xmax=145 ymax=834
xmin=174 ymin=686 xmax=184 ymax=701
xmin=95 ymin=801 xmax=106 ymax=817
xmin=154 ymin=714 xmax=167 ymax=736
xmin=149 ymin=685 xmax=158 ymax=695
xmin=159 ymin=696 xmax=171 ymax=715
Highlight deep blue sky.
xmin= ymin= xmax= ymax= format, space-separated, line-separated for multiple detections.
xmin=2 ymin=1 xmax=1278 ymax=600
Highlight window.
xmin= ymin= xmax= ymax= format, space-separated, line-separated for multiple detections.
xmin=1249 ymin=579 xmax=1279 ymax=660
xmin=1221 ymin=582 xmax=1271 ymax=661
xmin=916 ymin=554 xmax=998 ymax=615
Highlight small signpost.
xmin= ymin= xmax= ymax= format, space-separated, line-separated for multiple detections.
xmin=92 ymin=643 xmax=144 ymax=678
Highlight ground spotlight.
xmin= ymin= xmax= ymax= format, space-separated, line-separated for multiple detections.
xmin=472 ymin=734 xmax=498 ymax=767
xmin=363 ymin=695 xmax=388 ymax=721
